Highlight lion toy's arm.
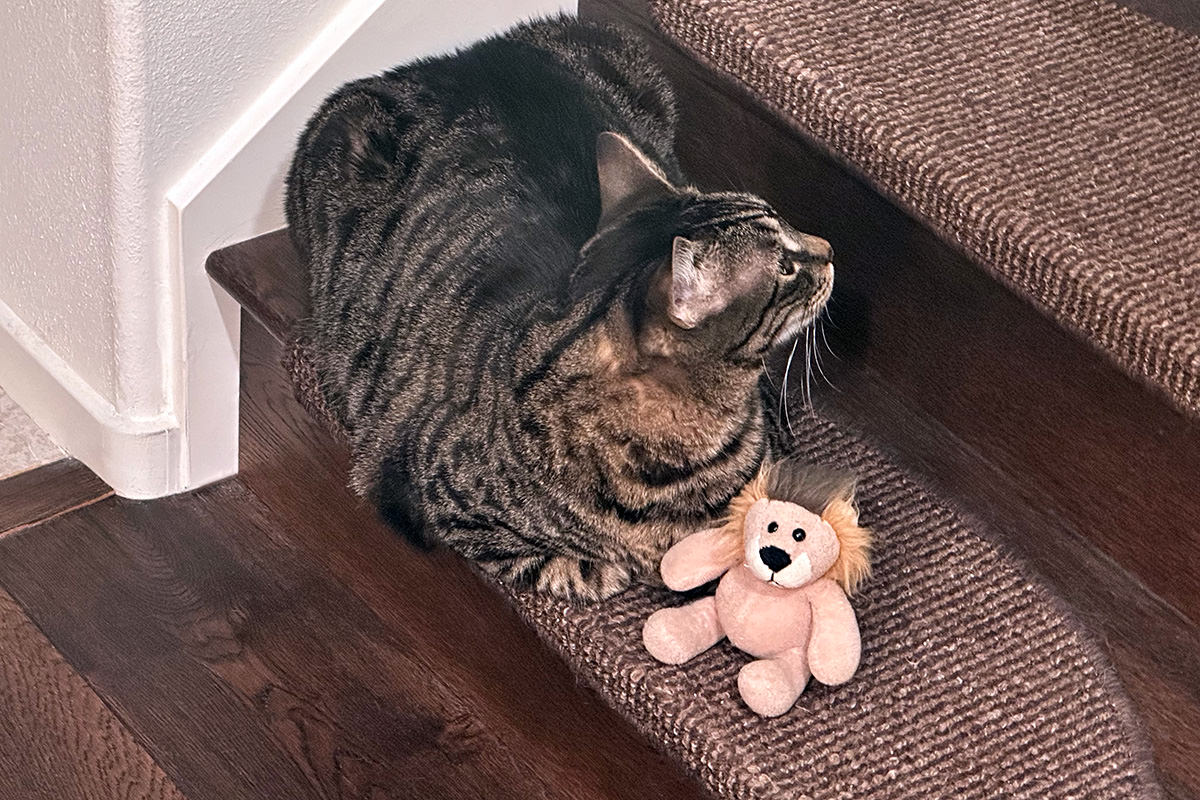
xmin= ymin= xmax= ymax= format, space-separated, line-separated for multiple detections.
xmin=806 ymin=578 xmax=862 ymax=685
xmin=660 ymin=527 xmax=741 ymax=591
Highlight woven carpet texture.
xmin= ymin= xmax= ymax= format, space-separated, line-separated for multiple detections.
xmin=651 ymin=0 xmax=1200 ymax=417
xmin=285 ymin=337 xmax=1161 ymax=799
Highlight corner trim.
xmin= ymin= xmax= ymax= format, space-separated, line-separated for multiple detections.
xmin=0 ymin=299 xmax=179 ymax=499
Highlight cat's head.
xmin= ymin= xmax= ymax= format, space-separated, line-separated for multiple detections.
xmin=588 ymin=132 xmax=833 ymax=366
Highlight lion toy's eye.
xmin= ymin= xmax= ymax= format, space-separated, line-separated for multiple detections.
xmin=792 ymin=528 xmax=806 ymax=542
xmin=767 ymin=521 xmax=779 ymax=533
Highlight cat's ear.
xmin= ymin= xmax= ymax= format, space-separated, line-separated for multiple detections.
xmin=596 ymin=131 xmax=674 ymax=229
xmin=668 ymin=236 xmax=728 ymax=329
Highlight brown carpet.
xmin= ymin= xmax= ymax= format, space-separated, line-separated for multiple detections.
xmin=650 ymin=0 xmax=1200 ymax=419
xmin=285 ymin=336 xmax=1161 ymax=799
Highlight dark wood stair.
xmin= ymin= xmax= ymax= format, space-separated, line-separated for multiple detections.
xmin=208 ymin=216 xmax=1200 ymax=798
xmin=209 ymin=3 xmax=1200 ymax=788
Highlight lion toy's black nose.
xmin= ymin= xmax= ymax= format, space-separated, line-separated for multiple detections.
xmin=759 ymin=545 xmax=792 ymax=572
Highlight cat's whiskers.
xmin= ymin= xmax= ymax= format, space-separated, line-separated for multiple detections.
xmin=803 ymin=324 xmax=814 ymax=411
xmin=811 ymin=317 xmax=835 ymax=391
xmin=780 ymin=335 xmax=801 ymax=435
xmin=818 ymin=312 xmax=839 ymax=362
xmin=761 ymin=355 xmax=777 ymax=389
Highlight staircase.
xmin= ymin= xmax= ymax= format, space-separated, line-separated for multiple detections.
xmin=207 ymin=0 xmax=1200 ymax=796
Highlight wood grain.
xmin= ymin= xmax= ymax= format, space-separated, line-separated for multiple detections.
xmin=207 ymin=228 xmax=306 ymax=344
xmin=0 ymin=458 xmax=111 ymax=536
xmin=0 ymin=587 xmax=187 ymax=800
xmin=0 ymin=313 xmax=709 ymax=800
xmin=0 ymin=479 xmax=706 ymax=800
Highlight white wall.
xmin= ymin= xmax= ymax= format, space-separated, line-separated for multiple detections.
xmin=1 ymin=0 xmax=573 ymax=497
xmin=3 ymin=0 xmax=122 ymax=407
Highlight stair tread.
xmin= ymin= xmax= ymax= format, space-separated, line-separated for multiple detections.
xmin=208 ymin=233 xmax=1170 ymax=799
xmin=208 ymin=229 xmax=306 ymax=344
xmin=651 ymin=0 xmax=1200 ymax=419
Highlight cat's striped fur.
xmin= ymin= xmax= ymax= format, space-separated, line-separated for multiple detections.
xmin=285 ymin=16 xmax=834 ymax=600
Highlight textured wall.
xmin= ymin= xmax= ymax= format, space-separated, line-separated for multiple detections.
xmin=1 ymin=0 xmax=120 ymax=404
xmin=145 ymin=1 xmax=344 ymax=188
xmin=0 ymin=0 xmax=345 ymax=415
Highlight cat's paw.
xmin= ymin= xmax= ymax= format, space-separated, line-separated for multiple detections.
xmin=536 ymin=556 xmax=633 ymax=602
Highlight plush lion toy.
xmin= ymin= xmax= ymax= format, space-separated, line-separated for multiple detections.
xmin=642 ymin=458 xmax=871 ymax=717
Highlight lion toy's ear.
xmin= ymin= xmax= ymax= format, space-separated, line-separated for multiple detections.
xmin=820 ymin=488 xmax=872 ymax=596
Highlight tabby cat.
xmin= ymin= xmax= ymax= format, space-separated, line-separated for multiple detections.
xmin=285 ymin=15 xmax=834 ymax=601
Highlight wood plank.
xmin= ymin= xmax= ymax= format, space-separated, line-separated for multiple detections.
xmin=0 ymin=488 xmax=555 ymax=800
xmin=0 ymin=484 xmax=708 ymax=800
xmin=0 ymin=458 xmax=111 ymax=536
xmin=0 ymin=586 xmax=187 ymax=800
xmin=0 ymin=319 xmax=708 ymax=800
xmin=206 ymin=228 xmax=306 ymax=343
xmin=0 ymin=491 xmax=351 ymax=800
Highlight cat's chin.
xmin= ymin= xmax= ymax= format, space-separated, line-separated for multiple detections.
xmin=771 ymin=316 xmax=816 ymax=350
xmin=770 ymin=275 xmax=834 ymax=349
xmin=770 ymin=306 xmax=825 ymax=349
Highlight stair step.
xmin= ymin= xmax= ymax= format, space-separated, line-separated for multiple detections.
xmin=648 ymin=0 xmax=1200 ymax=421
xmin=567 ymin=1 xmax=1200 ymax=790
xmin=208 ymin=227 xmax=1183 ymax=797
xmin=579 ymin=0 xmax=1200 ymax=627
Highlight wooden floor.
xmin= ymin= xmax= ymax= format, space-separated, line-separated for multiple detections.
xmin=4 ymin=5 xmax=1199 ymax=794
xmin=0 ymin=318 xmax=709 ymax=800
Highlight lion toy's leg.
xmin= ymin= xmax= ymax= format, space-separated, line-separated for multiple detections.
xmin=643 ymin=596 xmax=724 ymax=664
xmin=737 ymin=647 xmax=811 ymax=717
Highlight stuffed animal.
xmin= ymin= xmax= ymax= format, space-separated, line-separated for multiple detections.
xmin=642 ymin=459 xmax=871 ymax=717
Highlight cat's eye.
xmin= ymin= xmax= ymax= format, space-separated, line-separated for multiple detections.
xmin=778 ymin=254 xmax=797 ymax=276
xmin=767 ymin=521 xmax=779 ymax=533
xmin=792 ymin=528 xmax=806 ymax=541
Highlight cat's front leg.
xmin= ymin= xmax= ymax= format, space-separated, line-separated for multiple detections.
xmin=534 ymin=555 xmax=634 ymax=602
xmin=476 ymin=551 xmax=634 ymax=601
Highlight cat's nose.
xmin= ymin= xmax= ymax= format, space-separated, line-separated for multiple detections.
xmin=799 ymin=234 xmax=833 ymax=264
xmin=759 ymin=545 xmax=792 ymax=572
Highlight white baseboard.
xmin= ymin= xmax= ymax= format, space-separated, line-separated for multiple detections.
xmin=0 ymin=298 xmax=179 ymax=498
